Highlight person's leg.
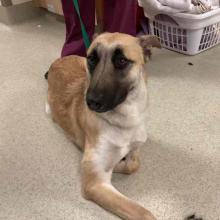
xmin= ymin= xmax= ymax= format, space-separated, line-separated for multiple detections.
xmin=61 ymin=0 xmax=95 ymax=57
xmin=103 ymin=0 xmax=137 ymax=36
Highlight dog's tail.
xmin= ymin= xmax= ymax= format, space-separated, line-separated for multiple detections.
xmin=44 ymin=71 xmax=49 ymax=80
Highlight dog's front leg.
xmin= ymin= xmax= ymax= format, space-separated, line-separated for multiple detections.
xmin=81 ymin=148 xmax=156 ymax=220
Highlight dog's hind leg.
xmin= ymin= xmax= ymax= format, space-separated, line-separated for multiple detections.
xmin=113 ymin=148 xmax=140 ymax=174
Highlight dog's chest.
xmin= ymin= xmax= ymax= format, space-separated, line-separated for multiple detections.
xmin=94 ymin=81 xmax=148 ymax=171
xmin=94 ymin=114 xmax=147 ymax=171
xmin=93 ymin=121 xmax=147 ymax=174
xmin=106 ymin=121 xmax=147 ymax=148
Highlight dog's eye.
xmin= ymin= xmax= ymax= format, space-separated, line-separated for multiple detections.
xmin=87 ymin=55 xmax=97 ymax=66
xmin=115 ymin=57 xmax=129 ymax=69
xmin=87 ymin=50 xmax=99 ymax=73
xmin=119 ymin=58 xmax=127 ymax=65
xmin=112 ymin=48 xmax=132 ymax=70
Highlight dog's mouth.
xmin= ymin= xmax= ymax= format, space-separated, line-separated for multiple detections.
xmin=86 ymin=99 xmax=120 ymax=113
xmin=91 ymin=107 xmax=111 ymax=113
xmin=86 ymin=92 xmax=128 ymax=113
xmin=88 ymin=104 xmax=110 ymax=113
xmin=86 ymin=82 xmax=132 ymax=113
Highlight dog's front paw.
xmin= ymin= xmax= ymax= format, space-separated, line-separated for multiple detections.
xmin=114 ymin=149 xmax=140 ymax=174
xmin=114 ymin=156 xmax=140 ymax=174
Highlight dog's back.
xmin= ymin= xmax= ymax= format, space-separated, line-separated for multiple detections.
xmin=47 ymin=55 xmax=90 ymax=149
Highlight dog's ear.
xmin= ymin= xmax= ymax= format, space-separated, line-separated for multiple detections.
xmin=92 ymin=33 xmax=99 ymax=41
xmin=138 ymin=35 xmax=161 ymax=62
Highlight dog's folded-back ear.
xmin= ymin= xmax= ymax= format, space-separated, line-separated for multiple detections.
xmin=92 ymin=33 xmax=99 ymax=41
xmin=138 ymin=35 xmax=161 ymax=62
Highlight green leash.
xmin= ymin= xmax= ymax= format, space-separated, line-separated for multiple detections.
xmin=72 ymin=0 xmax=91 ymax=49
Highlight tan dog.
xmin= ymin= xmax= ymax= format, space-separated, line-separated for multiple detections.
xmin=46 ymin=32 xmax=160 ymax=220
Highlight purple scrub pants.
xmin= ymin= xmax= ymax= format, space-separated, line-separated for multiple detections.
xmin=61 ymin=0 xmax=137 ymax=57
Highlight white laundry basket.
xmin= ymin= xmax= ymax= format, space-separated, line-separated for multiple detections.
xmin=148 ymin=8 xmax=220 ymax=55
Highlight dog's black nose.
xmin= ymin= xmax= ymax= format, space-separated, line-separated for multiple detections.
xmin=86 ymin=92 xmax=104 ymax=112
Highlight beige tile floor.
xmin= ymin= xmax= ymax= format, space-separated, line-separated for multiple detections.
xmin=0 ymin=14 xmax=220 ymax=220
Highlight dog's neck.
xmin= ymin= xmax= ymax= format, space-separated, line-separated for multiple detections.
xmin=98 ymin=70 xmax=148 ymax=129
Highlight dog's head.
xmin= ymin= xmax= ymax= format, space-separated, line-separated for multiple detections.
xmin=86 ymin=32 xmax=160 ymax=113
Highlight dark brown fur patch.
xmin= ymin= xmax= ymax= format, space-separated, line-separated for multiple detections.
xmin=86 ymin=44 xmax=134 ymax=112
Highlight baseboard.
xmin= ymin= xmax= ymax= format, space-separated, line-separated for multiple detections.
xmin=55 ymin=14 xmax=64 ymax=23
xmin=0 ymin=1 xmax=42 ymax=25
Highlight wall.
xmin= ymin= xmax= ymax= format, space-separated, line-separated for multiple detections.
xmin=36 ymin=0 xmax=63 ymax=15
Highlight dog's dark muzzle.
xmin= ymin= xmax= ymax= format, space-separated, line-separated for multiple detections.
xmin=86 ymin=86 xmax=129 ymax=113
xmin=86 ymin=91 xmax=109 ymax=113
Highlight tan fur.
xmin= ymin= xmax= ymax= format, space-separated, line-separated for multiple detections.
xmin=48 ymin=56 xmax=98 ymax=150
xmin=47 ymin=33 xmax=160 ymax=220
xmin=88 ymin=32 xmax=145 ymax=65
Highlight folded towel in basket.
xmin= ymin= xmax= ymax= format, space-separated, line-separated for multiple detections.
xmin=138 ymin=0 xmax=216 ymax=19
xmin=158 ymin=0 xmax=193 ymax=11
xmin=138 ymin=0 xmax=183 ymax=19
xmin=192 ymin=0 xmax=212 ymax=13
